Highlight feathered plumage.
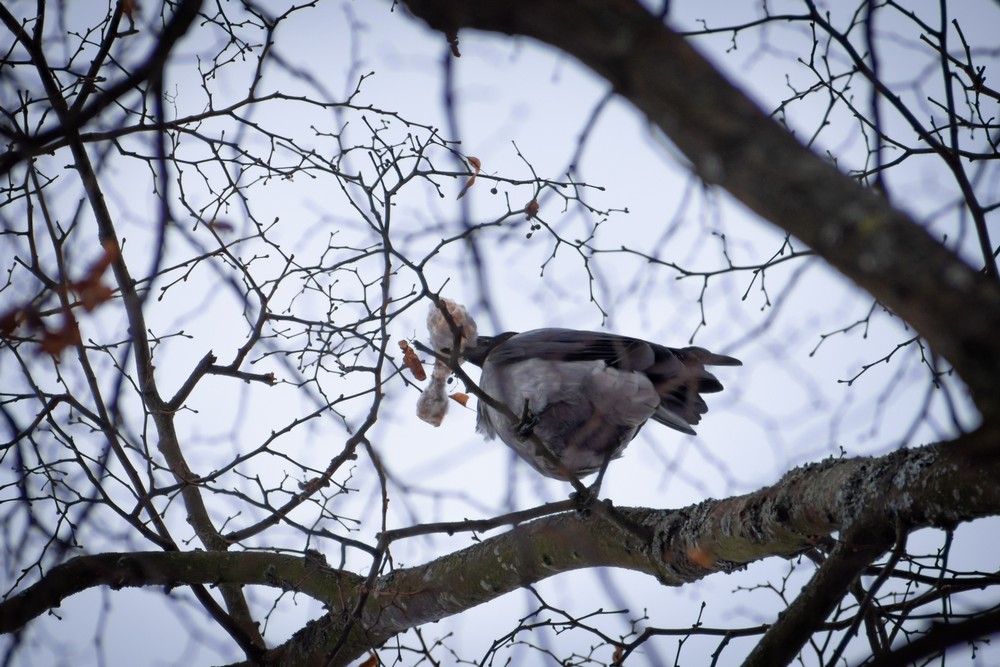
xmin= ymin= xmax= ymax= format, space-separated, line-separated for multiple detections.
xmin=463 ymin=328 xmax=740 ymax=480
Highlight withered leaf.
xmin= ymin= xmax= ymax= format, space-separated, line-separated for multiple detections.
xmin=399 ymin=339 xmax=427 ymax=381
xmin=208 ymin=219 xmax=235 ymax=233
xmin=687 ymin=545 xmax=716 ymax=569
xmin=456 ymin=156 xmax=482 ymax=200
xmin=40 ymin=318 xmax=81 ymax=358
xmin=120 ymin=0 xmax=139 ymax=21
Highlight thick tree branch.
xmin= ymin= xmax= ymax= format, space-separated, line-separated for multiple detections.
xmin=0 ymin=552 xmax=363 ymax=635
xmin=865 ymin=603 xmax=1000 ymax=667
xmin=742 ymin=526 xmax=896 ymax=667
xmin=399 ymin=0 xmax=1000 ymax=419
xmin=4 ymin=431 xmax=997 ymax=663
xmin=241 ymin=427 xmax=1000 ymax=665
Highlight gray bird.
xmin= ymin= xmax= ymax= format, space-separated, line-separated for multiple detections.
xmin=462 ymin=328 xmax=741 ymax=481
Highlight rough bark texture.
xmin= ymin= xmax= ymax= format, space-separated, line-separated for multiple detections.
xmin=3 ymin=433 xmax=998 ymax=664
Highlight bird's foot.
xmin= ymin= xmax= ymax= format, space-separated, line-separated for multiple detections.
xmin=570 ymin=482 xmax=605 ymax=517
xmin=514 ymin=398 xmax=539 ymax=438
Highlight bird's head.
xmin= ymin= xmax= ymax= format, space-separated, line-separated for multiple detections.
xmin=461 ymin=331 xmax=518 ymax=367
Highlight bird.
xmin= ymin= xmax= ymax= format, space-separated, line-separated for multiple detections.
xmin=461 ymin=328 xmax=740 ymax=481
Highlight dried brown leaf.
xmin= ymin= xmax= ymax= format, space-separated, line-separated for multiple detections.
xmin=40 ymin=318 xmax=81 ymax=358
xmin=120 ymin=0 xmax=139 ymax=20
xmin=687 ymin=546 xmax=716 ymax=569
xmin=208 ymin=218 xmax=235 ymax=233
xmin=0 ymin=308 xmax=22 ymax=338
xmin=457 ymin=157 xmax=482 ymax=200
xmin=73 ymin=282 xmax=114 ymax=312
xmin=68 ymin=241 xmax=120 ymax=311
xmin=399 ymin=340 xmax=427 ymax=381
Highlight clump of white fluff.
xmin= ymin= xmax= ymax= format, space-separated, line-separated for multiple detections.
xmin=416 ymin=299 xmax=477 ymax=426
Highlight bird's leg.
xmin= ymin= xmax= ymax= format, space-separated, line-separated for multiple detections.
xmin=514 ymin=398 xmax=539 ymax=438
xmin=571 ymin=450 xmax=614 ymax=515
xmin=589 ymin=451 xmax=614 ymax=499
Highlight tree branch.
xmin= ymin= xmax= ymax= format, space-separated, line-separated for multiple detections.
xmin=242 ymin=427 xmax=1000 ymax=665
xmin=0 ymin=552 xmax=363 ymax=635
xmin=4 ymin=431 xmax=996 ymax=663
xmin=742 ymin=526 xmax=895 ymax=667
xmin=865 ymin=603 xmax=1000 ymax=667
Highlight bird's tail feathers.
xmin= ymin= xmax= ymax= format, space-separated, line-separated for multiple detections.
xmin=651 ymin=405 xmax=698 ymax=435
xmin=681 ymin=346 xmax=742 ymax=367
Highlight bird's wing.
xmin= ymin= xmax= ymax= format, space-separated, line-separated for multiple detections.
xmin=483 ymin=328 xmax=657 ymax=371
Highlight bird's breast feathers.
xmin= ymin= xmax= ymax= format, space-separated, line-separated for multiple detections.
xmin=477 ymin=358 xmax=659 ymax=436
